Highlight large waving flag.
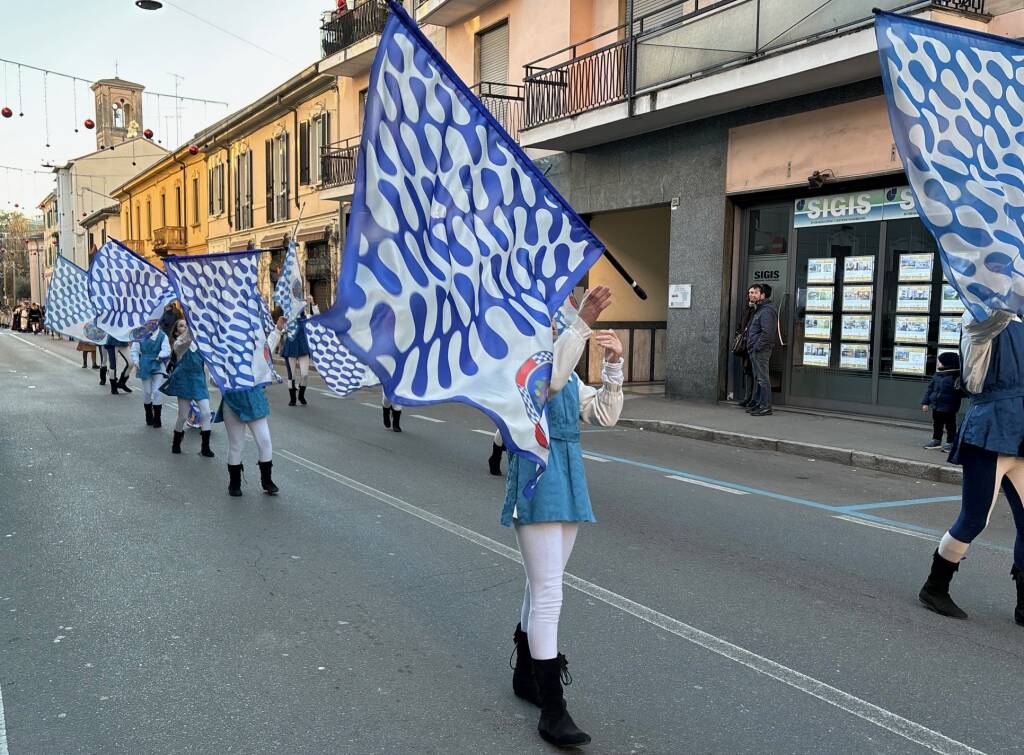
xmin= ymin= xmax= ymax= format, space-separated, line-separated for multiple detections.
xmin=88 ymin=239 xmax=176 ymax=342
xmin=164 ymin=251 xmax=279 ymax=391
xmin=44 ymin=255 xmax=108 ymax=344
xmin=877 ymin=13 xmax=1024 ymax=321
xmin=313 ymin=0 xmax=605 ymax=480
xmin=306 ymin=321 xmax=379 ymax=397
xmin=272 ymin=239 xmax=306 ymax=340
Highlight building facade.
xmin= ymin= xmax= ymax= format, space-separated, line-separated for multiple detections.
xmin=39 ymin=192 xmax=59 ymax=297
xmin=26 ymin=220 xmax=45 ymax=304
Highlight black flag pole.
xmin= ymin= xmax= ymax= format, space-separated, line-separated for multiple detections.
xmin=601 ymin=249 xmax=648 ymax=300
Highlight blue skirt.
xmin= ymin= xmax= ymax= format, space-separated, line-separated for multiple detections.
xmin=160 ymin=366 xmax=209 ymax=401
xmin=281 ymin=328 xmax=310 ymax=358
xmin=501 ymin=438 xmax=595 ymax=527
xmin=214 ymin=388 xmax=270 ymax=423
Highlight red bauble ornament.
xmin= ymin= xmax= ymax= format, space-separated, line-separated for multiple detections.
xmin=1 ymin=107 xmax=11 ymax=119
xmin=144 ymin=128 xmax=153 ymax=139
xmin=188 ymin=144 xmax=199 ymax=155
xmin=84 ymin=119 xmax=95 ymax=129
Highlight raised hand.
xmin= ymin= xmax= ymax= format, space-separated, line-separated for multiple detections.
xmin=594 ymin=329 xmax=623 ymax=363
xmin=578 ymin=285 xmax=612 ymax=327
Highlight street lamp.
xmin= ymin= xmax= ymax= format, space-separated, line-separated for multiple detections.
xmin=135 ymin=1 xmax=163 ymax=9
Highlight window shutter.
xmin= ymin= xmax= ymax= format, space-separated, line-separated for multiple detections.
xmin=299 ymin=122 xmax=310 ymax=186
xmin=476 ymin=21 xmax=509 ymax=85
xmin=234 ymin=156 xmax=241 ymax=226
xmin=208 ymin=167 xmax=214 ymax=215
xmin=282 ymin=132 xmax=290 ymax=221
xmin=630 ymin=0 xmax=684 ymax=33
xmin=218 ymin=164 xmax=225 ymax=214
xmin=265 ymin=139 xmax=275 ymax=224
xmin=247 ymin=151 xmax=254 ymax=229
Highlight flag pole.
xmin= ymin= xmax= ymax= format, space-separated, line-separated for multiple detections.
xmin=289 ymin=202 xmax=307 ymax=245
xmin=601 ymin=249 xmax=648 ymax=300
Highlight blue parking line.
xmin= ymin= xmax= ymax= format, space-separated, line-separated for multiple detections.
xmin=838 ymin=496 xmax=961 ymax=512
xmin=840 ymin=510 xmax=1014 ymax=554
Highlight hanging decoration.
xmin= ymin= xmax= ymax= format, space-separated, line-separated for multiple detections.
xmin=72 ymin=78 xmax=79 ymax=133
xmin=42 ymin=71 xmax=50 ymax=147
xmin=1 ymin=108 xmax=11 ymax=119
xmin=2 ymin=63 xmax=9 ymax=119
xmin=143 ymin=128 xmax=153 ymax=139
xmin=17 ymin=63 xmax=23 ymax=117
xmin=83 ymin=118 xmax=94 ymax=129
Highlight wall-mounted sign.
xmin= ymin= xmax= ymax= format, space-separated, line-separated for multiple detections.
xmin=803 ymin=341 xmax=831 ymax=367
xmin=899 ymin=253 xmax=934 ymax=282
xmin=939 ymin=316 xmax=962 ymax=346
xmin=941 ymin=285 xmax=966 ymax=314
xmin=895 ymin=315 xmax=930 ymax=344
xmin=897 ymin=284 xmax=931 ymax=313
xmin=841 ymin=314 xmax=871 ymax=341
xmin=794 ymin=186 xmax=918 ymax=228
xmin=844 ymin=256 xmax=875 ymax=283
xmin=840 ymin=343 xmax=870 ymax=370
xmin=806 ymin=286 xmax=834 ymax=312
xmin=668 ymin=284 xmax=692 ymax=309
xmin=893 ymin=345 xmax=928 ymax=375
xmin=807 ymin=258 xmax=836 ymax=284
xmin=842 ymin=285 xmax=873 ymax=312
xmin=804 ymin=314 xmax=832 ymax=340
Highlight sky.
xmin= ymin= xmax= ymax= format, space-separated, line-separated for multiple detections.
xmin=1 ymin=0 xmax=333 ymax=214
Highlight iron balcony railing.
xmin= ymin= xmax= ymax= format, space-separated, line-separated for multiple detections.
xmin=152 ymin=226 xmax=186 ymax=253
xmin=321 ymin=135 xmax=361 ymax=189
xmin=321 ymin=0 xmax=390 ymax=58
xmin=471 ymin=82 xmax=525 ymax=143
xmin=523 ymin=0 xmax=986 ymax=129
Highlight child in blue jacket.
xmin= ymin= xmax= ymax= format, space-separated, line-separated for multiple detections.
xmin=921 ymin=351 xmax=965 ymax=451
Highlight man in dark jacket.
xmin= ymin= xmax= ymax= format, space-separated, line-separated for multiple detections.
xmin=921 ymin=351 xmax=964 ymax=451
xmin=736 ymin=293 xmax=756 ymax=408
xmin=745 ymin=283 xmax=779 ymax=416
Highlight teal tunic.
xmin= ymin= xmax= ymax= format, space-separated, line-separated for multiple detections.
xmin=214 ymin=388 xmax=270 ymax=423
xmin=501 ymin=376 xmax=594 ymax=527
xmin=137 ymin=331 xmax=168 ymax=379
xmin=160 ymin=347 xmax=210 ymax=401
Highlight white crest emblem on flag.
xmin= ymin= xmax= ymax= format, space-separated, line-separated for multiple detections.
xmin=45 ymin=255 xmax=108 ymax=344
xmin=88 ymin=239 xmax=176 ymax=342
xmin=164 ymin=251 xmax=280 ymax=391
xmin=312 ymin=3 xmax=605 ymax=489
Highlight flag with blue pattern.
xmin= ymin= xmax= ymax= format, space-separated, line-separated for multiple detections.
xmin=272 ymin=239 xmax=306 ymax=340
xmin=877 ymin=12 xmax=1024 ymax=321
xmin=44 ymin=255 xmax=108 ymax=344
xmin=87 ymin=239 xmax=176 ymax=342
xmin=312 ymin=1 xmax=605 ymax=482
xmin=306 ymin=320 xmax=379 ymax=397
xmin=164 ymin=251 xmax=280 ymax=392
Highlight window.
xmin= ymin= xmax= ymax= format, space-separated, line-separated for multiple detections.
xmin=266 ymin=132 xmax=290 ymax=223
xmin=358 ymin=88 xmax=368 ymax=129
xmin=234 ymin=149 xmax=253 ymax=230
xmin=299 ymin=121 xmax=310 ymax=186
xmin=191 ymin=176 xmax=200 ymax=225
xmin=475 ymin=20 xmax=509 ymax=85
xmin=134 ymin=205 xmax=141 ymax=240
xmin=160 ymin=192 xmax=167 ymax=228
xmin=301 ymin=114 xmax=331 ymax=186
xmin=146 ymin=200 xmax=152 ymax=238
xmin=175 ymin=186 xmax=182 ymax=227
xmin=112 ymin=103 xmax=125 ymax=129
xmin=208 ymin=162 xmax=225 ymax=216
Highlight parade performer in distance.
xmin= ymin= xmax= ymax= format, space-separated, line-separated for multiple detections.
xmin=215 ymin=318 xmax=284 ymax=497
xmin=130 ymin=327 xmax=171 ymax=427
xmin=382 ymin=389 xmax=403 ymax=433
xmin=504 ymin=285 xmax=622 ymax=749
xmin=160 ymin=319 xmax=214 ymax=458
xmin=104 ymin=338 xmax=134 ymax=395
xmin=920 ymin=310 xmax=1024 ymax=626
xmin=281 ymin=296 xmax=319 ymax=407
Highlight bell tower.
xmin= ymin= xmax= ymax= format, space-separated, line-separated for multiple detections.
xmin=90 ymin=78 xmax=145 ymax=150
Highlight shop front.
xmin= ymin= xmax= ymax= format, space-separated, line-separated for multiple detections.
xmin=736 ymin=185 xmax=964 ymax=421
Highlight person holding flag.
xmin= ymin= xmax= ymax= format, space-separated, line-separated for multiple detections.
xmin=161 ymin=318 xmax=215 ymax=458
xmin=281 ymin=296 xmax=319 ymax=407
xmin=130 ymin=327 xmax=171 ymax=428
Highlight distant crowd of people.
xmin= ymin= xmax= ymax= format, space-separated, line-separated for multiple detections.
xmin=0 ymin=300 xmax=46 ymax=334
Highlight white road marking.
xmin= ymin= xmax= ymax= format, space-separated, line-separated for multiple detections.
xmin=665 ymin=474 xmax=748 ymax=496
xmin=470 ymin=429 xmax=495 ymax=436
xmin=360 ymin=402 xmax=378 ymax=409
xmin=0 ymin=679 xmax=9 ymax=755
xmin=833 ymin=515 xmax=940 ymax=543
xmin=4 ymin=333 xmax=79 ymax=366
xmin=581 ymin=453 xmax=610 ymax=462
xmin=411 ymin=415 xmax=445 ymax=423
xmin=316 ymin=390 xmax=339 ymax=399
xmin=278 ymin=448 xmax=983 ymax=755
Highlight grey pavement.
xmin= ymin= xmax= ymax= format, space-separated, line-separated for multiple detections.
xmin=1 ymin=330 xmax=1022 ymax=755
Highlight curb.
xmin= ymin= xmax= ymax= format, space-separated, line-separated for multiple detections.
xmin=619 ymin=418 xmax=963 ymax=486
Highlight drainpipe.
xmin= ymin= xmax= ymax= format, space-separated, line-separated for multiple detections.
xmin=174 ymin=150 xmax=188 ymax=248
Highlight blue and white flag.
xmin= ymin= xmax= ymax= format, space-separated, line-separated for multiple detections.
xmin=306 ymin=320 xmax=379 ymax=397
xmin=312 ymin=1 xmax=605 ymax=481
xmin=45 ymin=255 xmax=108 ymax=344
xmin=272 ymin=238 xmax=306 ymax=340
xmin=87 ymin=239 xmax=176 ymax=342
xmin=164 ymin=251 xmax=280 ymax=392
xmin=877 ymin=13 xmax=1024 ymax=321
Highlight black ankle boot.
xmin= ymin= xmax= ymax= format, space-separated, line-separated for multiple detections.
xmin=228 ymin=464 xmax=243 ymax=497
xmin=152 ymin=405 xmax=162 ymax=428
xmin=383 ymin=406 xmax=392 ymax=428
xmin=1011 ymin=566 xmax=1024 ymax=627
xmin=110 ymin=378 xmax=120 ymax=395
xmin=919 ymin=550 xmax=968 ymax=619
xmin=144 ymin=403 xmax=154 ymax=426
xmin=298 ymin=385 xmax=307 ymax=405
xmin=510 ymin=624 xmax=540 ymax=706
xmin=391 ymin=410 xmax=402 ymax=433
xmin=99 ymin=366 xmax=107 ymax=385
xmin=489 ymin=443 xmax=504 ymax=476
xmin=171 ymin=430 xmax=184 ymax=454
xmin=117 ymin=373 xmax=132 ymax=393
xmin=533 ymin=654 xmax=590 ymax=748
xmin=288 ymin=387 xmax=297 ymax=406
xmin=199 ymin=430 xmax=215 ymax=458
xmin=258 ymin=460 xmax=279 ymax=495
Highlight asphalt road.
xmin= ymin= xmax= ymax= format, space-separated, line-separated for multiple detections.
xmin=1 ymin=330 xmax=1021 ymax=755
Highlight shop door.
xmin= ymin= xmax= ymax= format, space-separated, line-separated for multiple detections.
xmin=742 ymin=205 xmax=791 ymax=402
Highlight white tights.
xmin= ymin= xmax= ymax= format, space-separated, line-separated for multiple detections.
xmin=288 ymin=355 xmax=310 ymax=387
xmin=382 ymin=391 xmax=403 ymax=412
xmin=140 ymin=375 xmax=163 ymax=405
xmin=222 ymin=405 xmax=272 ymax=465
xmin=174 ymin=397 xmax=211 ymax=432
xmin=514 ymin=521 xmax=579 ymax=660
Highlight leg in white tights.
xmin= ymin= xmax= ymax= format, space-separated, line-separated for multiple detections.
xmin=514 ymin=521 xmax=579 ymax=660
xmin=288 ymin=356 xmax=311 ymax=386
xmin=222 ymin=406 xmax=272 ymax=465
xmin=140 ymin=375 xmax=163 ymax=405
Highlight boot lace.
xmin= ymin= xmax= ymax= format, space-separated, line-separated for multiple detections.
xmin=557 ymin=653 xmax=573 ymax=686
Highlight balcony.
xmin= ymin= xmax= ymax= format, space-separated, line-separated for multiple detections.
xmin=320 ymin=1 xmax=390 ymax=78
xmin=320 ymin=135 xmax=361 ymax=200
xmin=472 ymin=82 xmax=525 ymax=143
xmin=152 ymin=226 xmax=186 ymax=255
xmin=416 ymin=0 xmax=499 ymax=26
xmin=520 ymin=0 xmax=987 ymax=151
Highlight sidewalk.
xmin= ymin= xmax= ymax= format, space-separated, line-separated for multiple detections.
xmin=619 ymin=390 xmax=963 ymax=485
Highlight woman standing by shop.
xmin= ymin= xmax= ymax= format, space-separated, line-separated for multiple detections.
xmin=161 ymin=319 xmax=215 ymax=458
xmin=503 ymin=286 xmax=622 ymax=749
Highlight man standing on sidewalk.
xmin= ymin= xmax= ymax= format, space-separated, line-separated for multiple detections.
xmin=745 ymin=283 xmax=778 ymax=417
